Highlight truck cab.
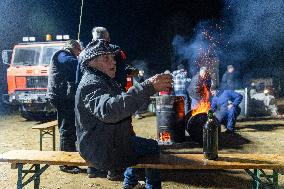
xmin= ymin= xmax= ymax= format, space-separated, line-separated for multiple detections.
xmin=3 ymin=40 xmax=66 ymax=120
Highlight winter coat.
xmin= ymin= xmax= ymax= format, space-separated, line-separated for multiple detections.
xmin=221 ymin=71 xmax=239 ymax=90
xmin=47 ymin=50 xmax=78 ymax=106
xmin=211 ymin=90 xmax=243 ymax=112
xmin=75 ymin=68 xmax=156 ymax=170
xmin=187 ymin=74 xmax=211 ymax=101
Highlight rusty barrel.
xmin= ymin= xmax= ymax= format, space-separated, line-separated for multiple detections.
xmin=155 ymin=95 xmax=185 ymax=143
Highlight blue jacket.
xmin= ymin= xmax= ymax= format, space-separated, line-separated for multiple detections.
xmin=211 ymin=90 xmax=243 ymax=111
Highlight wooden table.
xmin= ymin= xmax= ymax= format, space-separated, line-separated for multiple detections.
xmin=1 ymin=150 xmax=283 ymax=189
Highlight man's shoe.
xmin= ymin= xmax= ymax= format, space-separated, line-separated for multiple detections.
xmin=135 ymin=114 xmax=143 ymax=119
xmin=87 ymin=167 xmax=107 ymax=178
xmin=59 ymin=165 xmax=81 ymax=174
xmin=122 ymin=184 xmax=138 ymax=189
xmin=224 ymin=129 xmax=235 ymax=134
xmin=107 ymin=170 xmax=122 ymax=181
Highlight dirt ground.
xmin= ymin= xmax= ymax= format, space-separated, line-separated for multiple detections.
xmin=0 ymin=112 xmax=284 ymax=189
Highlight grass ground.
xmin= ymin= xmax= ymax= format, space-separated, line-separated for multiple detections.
xmin=0 ymin=113 xmax=283 ymax=189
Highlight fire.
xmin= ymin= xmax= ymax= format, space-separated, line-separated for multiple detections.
xmin=160 ymin=131 xmax=171 ymax=142
xmin=191 ymin=84 xmax=211 ymax=117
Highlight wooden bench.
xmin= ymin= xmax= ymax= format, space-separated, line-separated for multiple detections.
xmin=32 ymin=121 xmax=57 ymax=151
xmin=1 ymin=150 xmax=284 ymax=189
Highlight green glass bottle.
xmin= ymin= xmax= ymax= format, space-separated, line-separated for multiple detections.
xmin=203 ymin=110 xmax=219 ymax=160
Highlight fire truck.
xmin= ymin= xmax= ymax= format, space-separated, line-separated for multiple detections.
xmin=2 ymin=35 xmax=69 ymax=120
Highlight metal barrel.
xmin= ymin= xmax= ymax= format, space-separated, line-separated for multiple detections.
xmin=186 ymin=112 xmax=207 ymax=144
xmin=155 ymin=95 xmax=185 ymax=143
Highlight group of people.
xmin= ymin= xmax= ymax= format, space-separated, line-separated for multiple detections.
xmin=48 ymin=26 xmax=172 ymax=189
xmin=47 ymin=25 xmax=244 ymax=189
xmin=172 ymin=64 xmax=243 ymax=134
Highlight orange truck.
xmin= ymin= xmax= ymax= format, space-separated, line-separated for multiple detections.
xmin=2 ymin=35 xmax=68 ymax=120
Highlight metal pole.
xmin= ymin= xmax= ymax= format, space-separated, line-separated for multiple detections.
xmin=17 ymin=164 xmax=23 ymax=189
xmin=77 ymin=0 xmax=84 ymax=41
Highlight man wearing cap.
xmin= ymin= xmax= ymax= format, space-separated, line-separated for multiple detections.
xmin=47 ymin=39 xmax=82 ymax=174
xmin=76 ymin=26 xmax=138 ymax=91
xmin=75 ymin=40 xmax=172 ymax=189
xmin=210 ymin=87 xmax=243 ymax=134
xmin=187 ymin=67 xmax=212 ymax=109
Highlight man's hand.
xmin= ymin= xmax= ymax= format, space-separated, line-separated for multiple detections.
xmin=148 ymin=73 xmax=173 ymax=92
xmin=228 ymin=104 xmax=234 ymax=109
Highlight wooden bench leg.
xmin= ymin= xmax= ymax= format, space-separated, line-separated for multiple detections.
xmin=245 ymin=169 xmax=279 ymax=189
xmin=40 ymin=130 xmax=43 ymax=151
xmin=34 ymin=164 xmax=40 ymax=189
xmin=273 ymin=170 xmax=279 ymax=189
xmin=16 ymin=163 xmax=49 ymax=189
xmin=252 ymin=169 xmax=260 ymax=189
xmin=52 ymin=127 xmax=56 ymax=151
xmin=17 ymin=163 xmax=23 ymax=189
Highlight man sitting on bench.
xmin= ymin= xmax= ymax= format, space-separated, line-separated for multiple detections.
xmin=75 ymin=40 xmax=173 ymax=189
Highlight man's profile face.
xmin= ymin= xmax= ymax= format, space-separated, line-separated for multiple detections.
xmin=73 ymin=43 xmax=82 ymax=57
xmin=200 ymin=70 xmax=206 ymax=79
xmin=88 ymin=54 xmax=116 ymax=78
xmin=211 ymin=90 xmax=217 ymax=96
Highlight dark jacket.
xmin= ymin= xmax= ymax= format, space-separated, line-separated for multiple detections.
xmin=187 ymin=74 xmax=211 ymax=101
xmin=211 ymin=90 xmax=243 ymax=111
xmin=47 ymin=50 xmax=78 ymax=105
xmin=221 ymin=71 xmax=239 ymax=90
xmin=75 ymin=68 xmax=156 ymax=170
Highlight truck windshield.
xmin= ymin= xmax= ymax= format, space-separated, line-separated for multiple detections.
xmin=13 ymin=47 xmax=41 ymax=66
xmin=42 ymin=45 xmax=63 ymax=65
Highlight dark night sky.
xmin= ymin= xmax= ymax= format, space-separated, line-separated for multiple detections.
xmin=0 ymin=0 xmax=283 ymax=84
xmin=0 ymin=0 xmax=223 ymax=74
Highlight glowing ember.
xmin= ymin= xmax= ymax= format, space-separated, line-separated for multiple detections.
xmin=160 ymin=131 xmax=171 ymax=142
xmin=191 ymin=84 xmax=211 ymax=116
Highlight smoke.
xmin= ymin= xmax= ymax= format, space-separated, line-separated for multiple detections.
xmin=172 ymin=0 xmax=284 ymax=86
xmin=131 ymin=59 xmax=150 ymax=78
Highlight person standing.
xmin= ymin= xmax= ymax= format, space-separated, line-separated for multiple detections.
xmin=47 ymin=40 xmax=82 ymax=173
xmin=76 ymin=40 xmax=172 ymax=189
xmin=187 ymin=67 xmax=212 ymax=109
xmin=210 ymin=88 xmax=243 ymax=134
xmin=134 ymin=70 xmax=146 ymax=119
xmin=172 ymin=64 xmax=191 ymax=114
xmin=221 ymin=65 xmax=240 ymax=90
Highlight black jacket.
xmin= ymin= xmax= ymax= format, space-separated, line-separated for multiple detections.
xmin=75 ymin=68 xmax=156 ymax=170
xmin=187 ymin=74 xmax=211 ymax=101
xmin=47 ymin=50 xmax=78 ymax=105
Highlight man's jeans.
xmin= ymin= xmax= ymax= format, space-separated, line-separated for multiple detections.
xmin=175 ymin=92 xmax=190 ymax=115
xmin=123 ymin=136 xmax=161 ymax=189
xmin=55 ymin=100 xmax=77 ymax=152
xmin=215 ymin=106 xmax=241 ymax=131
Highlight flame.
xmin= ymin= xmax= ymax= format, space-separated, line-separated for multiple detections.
xmin=160 ymin=132 xmax=171 ymax=142
xmin=191 ymin=84 xmax=211 ymax=117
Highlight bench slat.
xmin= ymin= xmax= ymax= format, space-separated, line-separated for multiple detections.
xmin=0 ymin=150 xmax=89 ymax=167
xmin=32 ymin=121 xmax=57 ymax=130
xmin=1 ymin=150 xmax=284 ymax=170
xmin=135 ymin=153 xmax=284 ymax=170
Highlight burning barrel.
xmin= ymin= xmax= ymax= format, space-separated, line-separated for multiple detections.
xmin=186 ymin=111 xmax=220 ymax=145
xmin=156 ymin=95 xmax=185 ymax=143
